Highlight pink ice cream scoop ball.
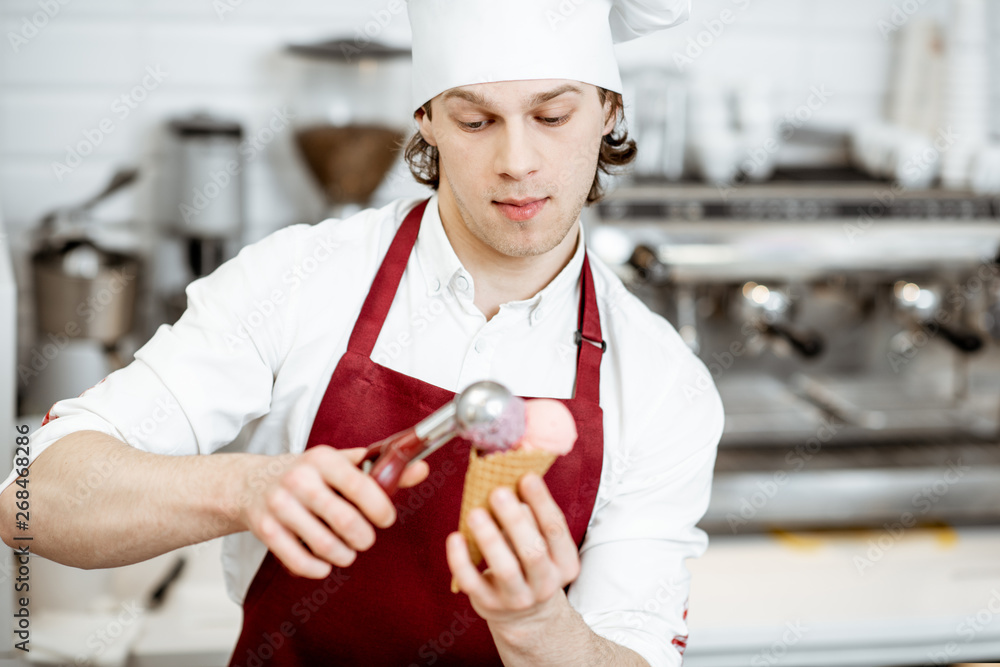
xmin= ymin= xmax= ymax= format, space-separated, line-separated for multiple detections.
xmin=463 ymin=396 xmax=526 ymax=454
xmin=519 ymin=399 xmax=577 ymax=455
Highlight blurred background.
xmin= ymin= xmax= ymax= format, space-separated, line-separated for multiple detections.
xmin=2 ymin=0 xmax=1000 ymax=665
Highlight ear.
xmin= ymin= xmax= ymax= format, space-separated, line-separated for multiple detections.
xmin=415 ymin=105 xmax=439 ymax=147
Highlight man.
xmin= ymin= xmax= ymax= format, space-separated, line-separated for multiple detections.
xmin=0 ymin=0 xmax=723 ymax=665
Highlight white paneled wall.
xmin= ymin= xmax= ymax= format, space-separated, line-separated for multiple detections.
xmin=0 ymin=0 xmax=968 ymax=411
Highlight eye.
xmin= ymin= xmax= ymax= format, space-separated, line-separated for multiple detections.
xmin=539 ymin=114 xmax=570 ymax=126
xmin=460 ymin=120 xmax=490 ymax=131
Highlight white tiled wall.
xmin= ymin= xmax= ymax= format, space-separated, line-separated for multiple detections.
xmin=0 ymin=0 xmax=976 ymax=411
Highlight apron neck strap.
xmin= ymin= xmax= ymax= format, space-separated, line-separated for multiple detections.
xmin=573 ymin=252 xmax=604 ymax=405
xmin=347 ymin=197 xmax=604 ymax=403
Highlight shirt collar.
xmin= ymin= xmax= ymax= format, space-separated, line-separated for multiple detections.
xmin=414 ymin=193 xmax=587 ymax=319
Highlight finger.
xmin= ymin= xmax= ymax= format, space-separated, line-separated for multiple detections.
xmin=338 ymin=447 xmax=369 ymax=465
xmin=256 ymin=513 xmax=332 ymax=579
xmin=489 ymin=486 xmax=559 ymax=596
xmin=467 ymin=507 xmax=533 ymax=607
xmin=519 ymin=473 xmax=580 ymax=582
xmin=446 ymin=532 xmax=499 ymax=608
xmin=399 ymin=460 xmax=430 ymax=488
xmin=268 ymin=483 xmax=359 ymax=566
xmin=321 ymin=445 xmax=427 ymax=488
xmin=282 ymin=466 xmax=376 ymax=552
xmin=307 ymin=447 xmax=397 ymax=528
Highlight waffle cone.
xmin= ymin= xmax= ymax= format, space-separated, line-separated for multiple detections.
xmin=457 ymin=447 xmax=558 ymax=568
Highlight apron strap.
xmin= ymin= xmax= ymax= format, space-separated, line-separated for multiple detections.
xmin=574 ymin=252 xmax=604 ymax=405
xmin=347 ymin=199 xmax=429 ymax=356
xmin=347 ymin=197 xmax=603 ymax=404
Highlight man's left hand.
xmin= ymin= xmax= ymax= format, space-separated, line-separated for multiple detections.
xmin=446 ymin=472 xmax=581 ymax=631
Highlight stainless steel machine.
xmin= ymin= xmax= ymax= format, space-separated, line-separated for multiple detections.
xmin=592 ymin=170 xmax=1000 ymax=534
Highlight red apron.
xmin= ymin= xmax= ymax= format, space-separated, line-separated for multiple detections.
xmin=228 ymin=199 xmax=605 ymax=667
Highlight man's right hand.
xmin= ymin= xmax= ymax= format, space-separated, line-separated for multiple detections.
xmin=240 ymin=445 xmax=429 ymax=579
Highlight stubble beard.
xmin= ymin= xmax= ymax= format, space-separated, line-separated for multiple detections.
xmin=445 ymin=168 xmax=590 ymax=259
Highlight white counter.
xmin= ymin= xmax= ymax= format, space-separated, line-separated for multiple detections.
xmin=118 ymin=526 xmax=1000 ymax=667
xmin=686 ymin=526 xmax=1000 ymax=666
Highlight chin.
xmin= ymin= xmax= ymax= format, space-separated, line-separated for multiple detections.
xmin=501 ymin=231 xmax=569 ymax=258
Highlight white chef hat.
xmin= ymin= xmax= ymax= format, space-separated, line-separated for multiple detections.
xmin=407 ymin=0 xmax=691 ymax=112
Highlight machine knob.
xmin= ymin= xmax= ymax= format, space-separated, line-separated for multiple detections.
xmin=765 ymin=322 xmax=825 ymax=358
xmin=628 ymin=244 xmax=670 ymax=284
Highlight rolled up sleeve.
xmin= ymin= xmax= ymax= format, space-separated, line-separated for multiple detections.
xmin=568 ymin=345 xmax=724 ymax=666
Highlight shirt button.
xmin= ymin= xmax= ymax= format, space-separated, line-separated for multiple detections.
xmin=431 ymin=278 xmax=441 ymax=293
xmin=456 ymin=275 xmax=470 ymax=292
xmin=474 ymin=339 xmax=487 ymax=353
xmin=531 ymin=308 xmax=543 ymax=324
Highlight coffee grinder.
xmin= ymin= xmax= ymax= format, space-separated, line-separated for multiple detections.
xmin=285 ymin=38 xmax=413 ymax=219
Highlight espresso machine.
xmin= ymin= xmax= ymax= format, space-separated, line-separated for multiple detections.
xmin=592 ymin=171 xmax=1000 ymax=533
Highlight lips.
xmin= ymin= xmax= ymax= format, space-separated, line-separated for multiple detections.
xmin=493 ymin=197 xmax=548 ymax=221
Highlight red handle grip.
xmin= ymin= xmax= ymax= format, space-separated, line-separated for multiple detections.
xmin=363 ymin=428 xmax=424 ymax=497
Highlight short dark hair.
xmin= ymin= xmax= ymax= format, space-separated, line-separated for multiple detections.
xmin=403 ymin=87 xmax=636 ymax=205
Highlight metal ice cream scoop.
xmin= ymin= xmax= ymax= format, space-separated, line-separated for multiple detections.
xmin=361 ymin=380 xmax=524 ymax=496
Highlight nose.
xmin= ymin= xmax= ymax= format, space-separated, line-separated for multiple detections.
xmin=493 ymin=120 xmax=540 ymax=181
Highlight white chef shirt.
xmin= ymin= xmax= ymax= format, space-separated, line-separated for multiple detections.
xmin=3 ymin=193 xmax=723 ymax=667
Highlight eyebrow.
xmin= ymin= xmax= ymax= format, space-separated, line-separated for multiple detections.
xmin=442 ymin=83 xmax=584 ymax=110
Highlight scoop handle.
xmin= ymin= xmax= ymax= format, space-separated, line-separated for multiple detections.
xmin=362 ymin=428 xmax=425 ymax=497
